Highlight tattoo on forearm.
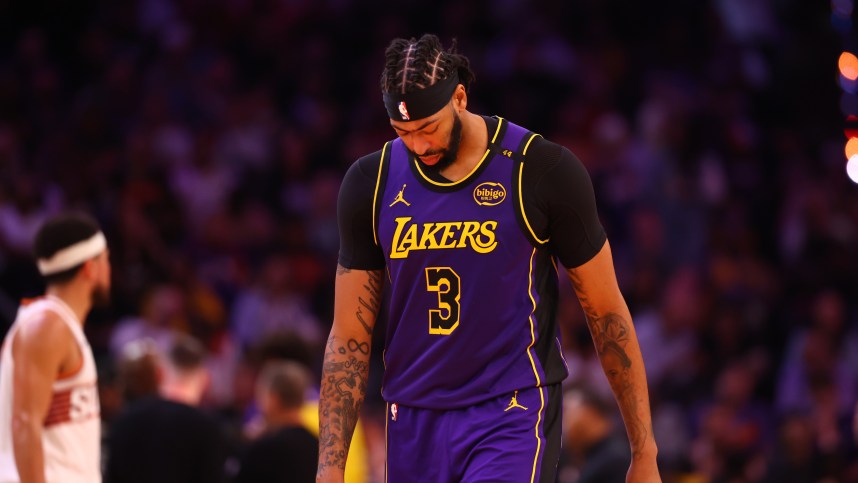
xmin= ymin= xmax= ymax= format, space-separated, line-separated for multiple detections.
xmin=317 ymin=334 xmax=371 ymax=475
xmin=347 ymin=338 xmax=370 ymax=355
xmin=593 ymin=313 xmax=648 ymax=458
xmin=355 ymin=270 xmax=383 ymax=335
xmin=568 ymin=272 xmax=649 ymax=459
xmin=568 ymin=271 xmax=599 ymax=322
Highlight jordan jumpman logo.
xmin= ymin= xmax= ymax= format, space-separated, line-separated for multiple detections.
xmin=389 ymin=184 xmax=411 ymax=207
xmin=504 ymin=390 xmax=528 ymax=411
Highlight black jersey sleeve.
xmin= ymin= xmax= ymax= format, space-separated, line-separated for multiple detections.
xmin=521 ymin=138 xmax=607 ymax=268
xmin=337 ymin=151 xmax=386 ymax=270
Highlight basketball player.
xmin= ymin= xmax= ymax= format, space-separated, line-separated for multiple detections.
xmin=317 ymin=35 xmax=661 ymax=482
xmin=0 ymin=212 xmax=110 ymax=483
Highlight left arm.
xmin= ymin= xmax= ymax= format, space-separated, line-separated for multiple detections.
xmin=521 ymin=140 xmax=659 ymax=480
xmin=567 ymin=240 xmax=660 ymax=482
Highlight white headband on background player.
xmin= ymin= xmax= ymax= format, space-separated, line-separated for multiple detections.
xmin=37 ymin=232 xmax=107 ymax=276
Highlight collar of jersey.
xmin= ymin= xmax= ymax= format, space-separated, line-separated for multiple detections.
xmin=408 ymin=116 xmax=505 ymax=192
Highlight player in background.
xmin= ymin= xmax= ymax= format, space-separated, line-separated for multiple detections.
xmin=0 ymin=212 xmax=110 ymax=483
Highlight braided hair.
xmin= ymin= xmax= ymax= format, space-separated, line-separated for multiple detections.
xmin=380 ymin=34 xmax=476 ymax=95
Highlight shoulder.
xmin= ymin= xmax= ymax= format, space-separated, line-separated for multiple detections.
xmin=339 ymin=148 xmax=386 ymax=200
xmin=14 ymin=307 xmax=73 ymax=353
xmin=344 ymin=149 xmax=385 ymax=182
xmin=522 ymin=135 xmax=583 ymax=178
xmin=519 ymin=135 xmax=593 ymax=209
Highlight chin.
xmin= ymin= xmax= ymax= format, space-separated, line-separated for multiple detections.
xmin=421 ymin=154 xmax=454 ymax=174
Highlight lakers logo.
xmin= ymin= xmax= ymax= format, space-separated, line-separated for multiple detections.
xmin=389 ymin=216 xmax=498 ymax=259
xmin=473 ymin=182 xmax=506 ymax=206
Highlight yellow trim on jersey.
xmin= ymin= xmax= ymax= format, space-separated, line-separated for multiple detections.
xmin=372 ymin=142 xmax=391 ymax=246
xmin=525 ymin=247 xmax=547 ymax=483
xmin=518 ymin=161 xmax=549 ymax=245
xmin=522 ymin=132 xmax=541 ymax=156
xmin=525 ymin=248 xmax=543 ymax=387
xmin=531 ymin=386 xmax=546 ymax=483
xmin=411 ymin=117 xmax=505 ymax=186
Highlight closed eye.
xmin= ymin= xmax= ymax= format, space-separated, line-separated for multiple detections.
xmin=391 ymin=118 xmax=440 ymax=135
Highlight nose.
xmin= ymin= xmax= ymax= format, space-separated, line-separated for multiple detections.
xmin=410 ymin=134 xmax=431 ymax=156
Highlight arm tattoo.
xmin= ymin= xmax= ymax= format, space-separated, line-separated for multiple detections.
xmin=356 ymin=270 xmax=383 ymax=335
xmin=318 ymin=269 xmax=382 ymax=476
xmin=569 ymin=271 xmax=649 ymax=459
xmin=568 ymin=270 xmax=598 ymax=322
xmin=317 ymin=335 xmax=371 ymax=475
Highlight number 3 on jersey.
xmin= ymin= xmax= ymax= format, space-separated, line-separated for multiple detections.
xmin=425 ymin=267 xmax=461 ymax=335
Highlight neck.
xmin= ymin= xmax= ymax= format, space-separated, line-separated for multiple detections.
xmin=160 ymin=374 xmax=205 ymax=406
xmin=46 ymin=284 xmax=91 ymax=326
xmin=439 ymin=111 xmax=487 ymax=182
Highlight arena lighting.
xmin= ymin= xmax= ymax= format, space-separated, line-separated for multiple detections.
xmin=847 ymin=154 xmax=858 ymax=184
xmin=835 ymin=2 xmax=858 ymax=185
xmin=845 ymin=136 xmax=858 ymax=159
xmin=846 ymin=115 xmax=858 ymax=137
xmin=839 ymin=51 xmax=858 ymax=81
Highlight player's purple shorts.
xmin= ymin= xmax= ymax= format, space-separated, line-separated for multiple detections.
xmin=384 ymin=384 xmax=562 ymax=482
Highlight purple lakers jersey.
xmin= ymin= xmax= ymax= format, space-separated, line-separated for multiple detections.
xmin=375 ymin=117 xmax=568 ymax=409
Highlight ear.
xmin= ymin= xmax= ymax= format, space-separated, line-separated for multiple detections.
xmin=454 ymin=84 xmax=467 ymax=112
xmin=79 ymin=258 xmax=98 ymax=281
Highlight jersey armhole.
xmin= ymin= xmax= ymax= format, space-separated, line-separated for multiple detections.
xmin=372 ymin=141 xmax=392 ymax=246
xmin=57 ymin=346 xmax=84 ymax=380
xmin=511 ymin=132 xmax=550 ymax=247
xmin=10 ymin=309 xmax=84 ymax=380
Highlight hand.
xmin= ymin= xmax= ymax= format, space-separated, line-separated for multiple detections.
xmin=626 ymin=456 xmax=661 ymax=483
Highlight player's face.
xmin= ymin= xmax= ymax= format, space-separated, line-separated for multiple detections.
xmin=90 ymin=249 xmax=112 ymax=307
xmin=391 ymin=102 xmax=463 ymax=173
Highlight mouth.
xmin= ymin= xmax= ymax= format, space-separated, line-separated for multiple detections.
xmin=419 ymin=154 xmax=441 ymax=165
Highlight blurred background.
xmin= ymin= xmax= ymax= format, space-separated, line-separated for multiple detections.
xmin=1 ymin=0 xmax=857 ymax=482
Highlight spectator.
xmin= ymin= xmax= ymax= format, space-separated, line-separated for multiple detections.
xmin=105 ymin=335 xmax=228 ymax=483
xmin=234 ymin=361 xmax=318 ymax=483
xmin=231 ymin=253 xmax=322 ymax=352
xmin=559 ymin=385 xmax=631 ymax=483
xmin=109 ymin=283 xmax=185 ymax=359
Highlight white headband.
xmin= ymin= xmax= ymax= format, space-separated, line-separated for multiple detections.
xmin=37 ymin=232 xmax=107 ymax=276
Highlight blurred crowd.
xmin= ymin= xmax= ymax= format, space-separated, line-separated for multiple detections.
xmin=1 ymin=0 xmax=857 ymax=482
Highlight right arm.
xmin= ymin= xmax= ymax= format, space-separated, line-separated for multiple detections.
xmin=11 ymin=313 xmax=72 ymax=483
xmin=317 ymin=153 xmax=386 ymax=482
xmin=316 ymin=266 xmax=383 ymax=482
